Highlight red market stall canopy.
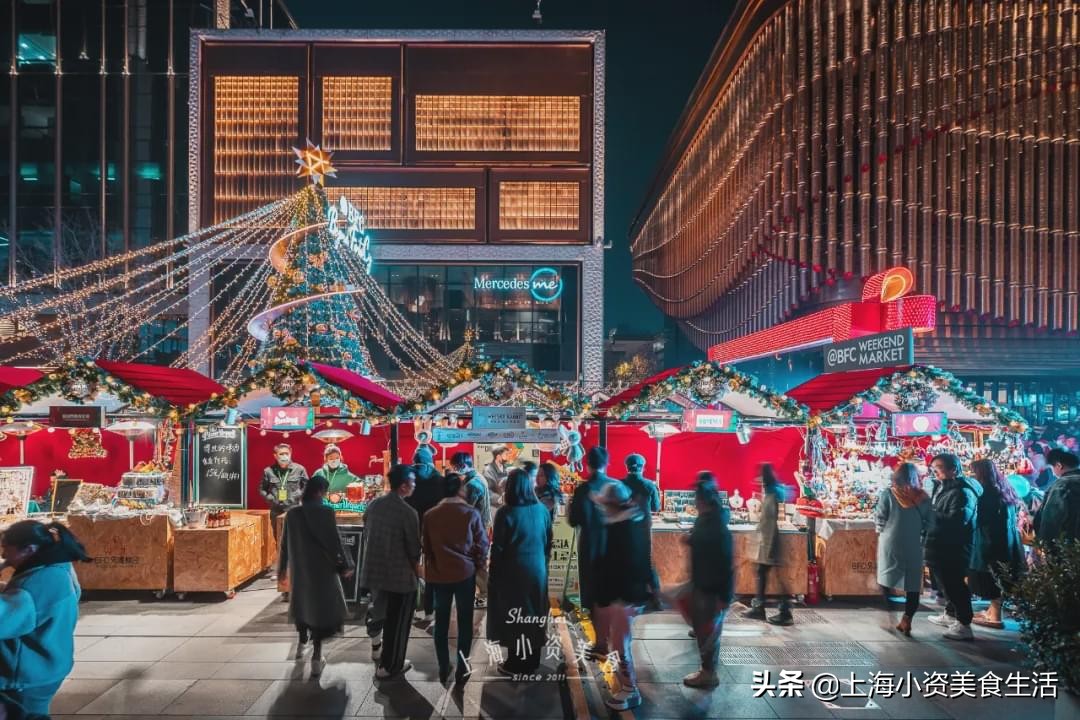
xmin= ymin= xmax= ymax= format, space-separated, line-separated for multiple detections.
xmin=597 ymin=361 xmax=807 ymax=422
xmin=0 ymin=359 xmax=224 ymax=417
xmin=307 ymin=362 xmax=403 ymax=411
xmin=787 ymin=365 xmax=1028 ymax=431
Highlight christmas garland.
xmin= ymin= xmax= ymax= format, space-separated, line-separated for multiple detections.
xmin=401 ymin=359 xmax=590 ymax=416
xmin=0 ymin=358 xmax=175 ymax=418
xmin=808 ymin=365 xmax=1029 ymax=432
xmin=194 ymin=358 xmax=386 ymax=421
xmin=603 ymin=361 xmax=808 ymax=422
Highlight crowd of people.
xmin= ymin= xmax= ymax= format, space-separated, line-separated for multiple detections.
xmin=1 ymin=440 xmax=1078 ymax=717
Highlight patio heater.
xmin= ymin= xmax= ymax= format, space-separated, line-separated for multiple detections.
xmin=640 ymin=422 xmax=680 ymax=499
xmin=0 ymin=422 xmax=41 ymax=464
xmin=105 ymin=420 xmax=156 ymax=470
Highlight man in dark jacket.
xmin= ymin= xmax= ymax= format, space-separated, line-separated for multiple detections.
xmin=569 ymin=447 xmax=612 ymax=621
xmin=1035 ymin=449 xmax=1080 ymax=550
xmin=260 ymin=443 xmax=309 ymax=543
xmin=925 ymin=453 xmax=980 ymax=641
xmin=407 ymin=446 xmax=447 ymax=623
xmin=621 ymin=454 xmax=661 ymax=602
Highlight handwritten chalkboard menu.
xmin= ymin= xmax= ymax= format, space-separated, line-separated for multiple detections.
xmin=195 ymin=426 xmax=246 ymax=507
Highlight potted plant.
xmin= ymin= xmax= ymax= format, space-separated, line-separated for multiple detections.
xmin=1007 ymin=539 xmax=1080 ymax=719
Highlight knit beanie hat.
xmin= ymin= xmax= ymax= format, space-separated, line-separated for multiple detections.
xmin=624 ymin=454 xmax=646 ymax=471
xmin=413 ymin=445 xmax=435 ymax=466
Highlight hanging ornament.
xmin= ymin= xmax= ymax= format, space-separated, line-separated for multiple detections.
xmin=309 ymin=252 xmax=327 ymax=269
xmin=64 ymin=378 xmax=91 ymax=399
xmin=893 ymin=376 xmax=937 ymax=412
xmin=68 ymin=429 xmax=107 ymax=459
xmin=692 ymin=372 xmax=725 ymax=405
xmin=315 ymin=322 xmax=329 ymax=333
xmin=273 ymin=375 xmax=297 ymax=396
xmin=486 ymin=374 xmax=514 ymax=401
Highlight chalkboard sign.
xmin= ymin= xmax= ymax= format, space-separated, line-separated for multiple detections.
xmin=50 ymin=478 xmax=83 ymax=514
xmin=195 ymin=426 xmax=247 ymax=507
xmin=337 ymin=524 xmax=364 ymax=603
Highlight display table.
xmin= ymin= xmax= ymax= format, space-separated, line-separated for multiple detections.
xmin=276 ymin=511 xmax=363 ymax=594
xmin=814 ymin=518 xmax=879 ymax=598
xmin=67 ymin=514 xmax=174 ymax=596
xmin=653 ymin=523 xmax=808 ymax=597
xmin=173 ymin=514 xmax=263 ymax=598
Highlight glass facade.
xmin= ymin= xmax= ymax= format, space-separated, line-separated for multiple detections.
xmin=371 ymin=264 xmax=580 ymax=381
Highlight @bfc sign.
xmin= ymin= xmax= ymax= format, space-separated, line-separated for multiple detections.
xmin=473 ymin=267 xmax=563 ymax=304
xmin=327 ymin=195 xmax=373 ymax=274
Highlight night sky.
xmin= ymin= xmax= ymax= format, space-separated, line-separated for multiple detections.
xmin=287 ymin=0 xmax=736 ymax=338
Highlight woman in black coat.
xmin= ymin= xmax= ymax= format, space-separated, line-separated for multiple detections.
xmin=486 ymin=468 xmax=553 ymax=676
xmin=969 ymin=459 xmax=1026 ymax=629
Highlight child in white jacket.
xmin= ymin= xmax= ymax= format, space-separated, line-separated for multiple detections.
xmin=0 ymin=521 xmax=88 ymax=717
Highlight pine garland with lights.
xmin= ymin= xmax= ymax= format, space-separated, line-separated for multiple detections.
xmin=0 ymin=358 xmax=175 ymax=418
xmin=604 ymin=360 xmax=807 ymax=422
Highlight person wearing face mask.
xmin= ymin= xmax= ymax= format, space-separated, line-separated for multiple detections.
xmin=312 ymin=445 xmax=359 ymax=493
xmin=261 ymin=443 xmax=309 ymax=542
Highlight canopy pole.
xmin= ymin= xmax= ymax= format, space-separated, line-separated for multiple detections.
xmin=389 ymin=422 xmax=400 ymax=465
xmin=598 ymin=417 xmax=608 ymax=448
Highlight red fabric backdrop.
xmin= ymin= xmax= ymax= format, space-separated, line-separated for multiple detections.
xmin=241 ymin=421 xmax=805 ymax=509
xmin=2 ymin=430 xmax=155 ymax=496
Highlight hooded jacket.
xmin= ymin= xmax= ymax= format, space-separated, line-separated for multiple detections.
xmin=312 ymin=462 xmax=360 ymax=493
xmin=925 ymin=475 xmax=982 ymax=567
xmin=0 ymin=562 xmax=81 ymax=690
xmin=1035 ymin=468 xmax=1080 ymax=549
xmin=405 ymin=463 xmax=447 ymax=532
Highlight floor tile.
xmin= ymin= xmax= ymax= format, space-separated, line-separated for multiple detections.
xmin=140 ymin=661 xmax=227 ymax=680
xmin=678 ymin=683 xmax=781 ymax=719
xmin=161 ymin=637 xmax=249 ymax=663
xmin=76 ymin=636 xmax=189 ymax=663
xmin=244 ymin=679 xmax=366 ymax=716
xmin=161 ymin=679 xmax=273 ymax=715
xmin=50 ymin=679 xmax=121 ymax=715
xmin=78 ymin=678 xmax=197 ymax=715
xmin=67 ymin=661 xmax=154 ymax=680
xmin=211 ymin=661 xmax=309 ymax=681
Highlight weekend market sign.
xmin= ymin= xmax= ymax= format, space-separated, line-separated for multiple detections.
xmin=823 ymin=328 xmax=914 ymax=373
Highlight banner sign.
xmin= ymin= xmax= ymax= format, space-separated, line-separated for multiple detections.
xmin=681 ymin=409 xmax=737 ymax=433
xmin=49 ymin=406 xmax=104 ymax=428
xmin=472 ymin=406 xmax=527 ymax=430
xmin=260 ymin=406 xmax=314 ymax=431
xmin=891 ymin=412 xmax=947 ymax=437
xmin=823 ymin=328 xmax=915 ymax=372
xmin=433 ymin=427 xmax=561 ymax=444
xmin=194 ymin=426 xmax=247 ymax=507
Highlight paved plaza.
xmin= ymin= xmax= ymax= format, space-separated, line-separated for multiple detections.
xmin=45 ymin=578 xmax=1060 ymax=720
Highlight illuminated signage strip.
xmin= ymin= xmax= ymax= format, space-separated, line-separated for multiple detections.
xmin=472 ymin=267 xmax=563 ymax=303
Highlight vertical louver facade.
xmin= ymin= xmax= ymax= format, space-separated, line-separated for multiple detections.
xmin=631 ymin=0 xmax=1080 ymax=350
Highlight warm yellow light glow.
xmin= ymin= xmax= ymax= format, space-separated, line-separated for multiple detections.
xmin=338 ymin=187 xmax=476 ymax=230
xmin=322 ymin=76 xmax=393 ymax=151
xmin=414 ymin=95 xmax=580 ymax=152
xmin=498 ymin=181 xmax=579 ymax=231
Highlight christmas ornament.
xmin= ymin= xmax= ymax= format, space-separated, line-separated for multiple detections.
xmin=893 ymin=376 xmax=937 ymax=412
xmin=292 ymin=140 xmax=337 ymax=186
xmin=64 ymin=378 xmax=91 ymax=399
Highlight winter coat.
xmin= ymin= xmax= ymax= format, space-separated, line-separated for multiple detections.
xmin=568 ymin=474 xmax=611 ymax=611
xmin=621 ymin=472 xmax=661 ymax=514
xmin=260 ymin=463 xmax=309 ymax=513
xmin=690 ymin=508 xmax=734 ymax=600
xmin=483 ymin=462 xmax=509 ymax=508
xmin=422 ymin=497 xmax=489 ymax=585
xmin=925 ymin=476 xmax=982 ymax=568
xmin=756 ymin=489 xmax=784 ymax=566
xmin=462 ymin=469 xmax=492 ymax=528
xmin=312 ymin=463 xmax=360 ymax=493
xmin=875 ymin=485 xmax=932 ymax=592
xmin=486 ymin=502 xmax=553 ymax=646
xmin=0 ymin=562 xmax=81 ymax=690
xmin=969 ymin=484 xmax=1026 ymax=594
xmin=593 ymin=481 xmax=654 ymax=607
xmin=359 ymin=492 xmax=421 ymax=594
xmin=405 ymin=464 xmax=447 ymax=533
xmin=1035 ymin=469 xmax=1080 ymax=549
xmin=279 ymin=501 xmax=352 ymax=634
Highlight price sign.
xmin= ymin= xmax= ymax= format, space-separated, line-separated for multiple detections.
xmin=194 ymin=426 xmax=247 ymax=507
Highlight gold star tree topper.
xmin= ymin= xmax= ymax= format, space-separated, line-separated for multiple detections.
xmin=292 ymin=140 xmax=337 ymax=185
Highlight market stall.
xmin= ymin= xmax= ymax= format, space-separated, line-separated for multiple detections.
xmin=595 ymin=361 xmax=810 ymax=598
xmin=788 ymin=364 xmax=1028 ymax=598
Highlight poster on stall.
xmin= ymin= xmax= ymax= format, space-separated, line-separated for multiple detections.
xmin=473 ymin=442 xmax=544 ymax=471
xmin=194 ymin=426 xmax=247 ymax=507
xmin=0 ymin=466 xmax=34 ymax=516
xmin=547 ymin=514 xmax=580 ymax=601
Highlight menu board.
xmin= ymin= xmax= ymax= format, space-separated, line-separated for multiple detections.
xmin=0 ymin=466 xmax=34 ymax=516
xmin=194 ymin=426 xmax=246 ymax=507
xmin=337 ymin=524 xmax=364 ymax=603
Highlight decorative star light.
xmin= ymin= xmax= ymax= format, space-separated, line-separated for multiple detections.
xmin=292 ymin=140 xmax=337 ymax=185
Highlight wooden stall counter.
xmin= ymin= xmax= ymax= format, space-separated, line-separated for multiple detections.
xmin=67 ymin=514 xmax=174 ymax=597
xmin=173 ymin=513 xmax=263 ymax=598
xmin=653 ymin=524 xmax=808 ymax=598
xmin=814 ymin=518 xmax=878 ymax=598
xmin=276 ymin=511 xmax=364 ymax=594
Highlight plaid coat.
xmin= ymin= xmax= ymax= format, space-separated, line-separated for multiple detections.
xmin=359 ymin=492 xmax=421 ymax=595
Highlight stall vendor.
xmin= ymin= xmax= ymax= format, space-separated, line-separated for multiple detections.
xmin=261 ymin=443 xmax=308 ymax=539
xmin=312 ymin=444 xmax=360 ymax=493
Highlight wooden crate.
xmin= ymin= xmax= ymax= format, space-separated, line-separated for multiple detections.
xmin=239 ymin=510 xmax=277 ymax=571
xmin=173 ymin=514 xmax=263 ymax=596
xmin=815 ymin=528 xmax=880 ymax=597
xmin=67 ymin=514 xmax=174 ymax=593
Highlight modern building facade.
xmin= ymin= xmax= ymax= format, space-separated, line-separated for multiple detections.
xmin=630 ymin=0 xmax=1080 ymax=425
xmin=188 ymin=30 xmax=605 ymax=385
